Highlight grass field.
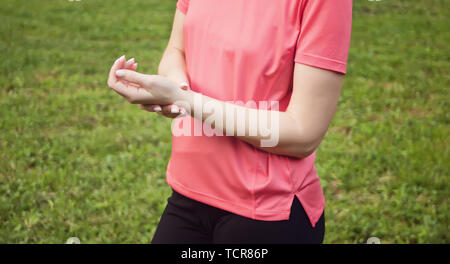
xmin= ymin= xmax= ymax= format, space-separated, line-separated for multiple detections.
xmin=0 ymin=0 xmax=448 ymax=243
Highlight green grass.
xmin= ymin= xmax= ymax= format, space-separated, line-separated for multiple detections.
xmin=0 ymin=0 xmax=448 ymax=243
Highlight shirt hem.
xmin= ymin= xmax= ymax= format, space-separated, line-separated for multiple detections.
xmin=167 ymin=175 xmax=292 ymax=221
xmin=295 ymin=192 xmax=325 ymax=228
xmin=295 ymin=52 xmax=347 ymax=74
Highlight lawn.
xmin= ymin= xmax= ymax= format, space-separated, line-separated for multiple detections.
xmin=0 ymin=0 xmax=448 ymax=243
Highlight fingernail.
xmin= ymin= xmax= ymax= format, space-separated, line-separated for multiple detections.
xmin=134 ymin=63 xmax=138 ymax=68
xmin=127 ymin=58 xmax=135 ymax=64
xmin=154 ymin=106 xmax=162 ymax=112
xmin=115 ymin=70 xmax=125 ymax=77
xmin=115 ymin=55 xmax=125 ymax=64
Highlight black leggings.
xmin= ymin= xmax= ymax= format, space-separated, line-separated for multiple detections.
xmin=151 ymin=189 xmax=325 ymax=244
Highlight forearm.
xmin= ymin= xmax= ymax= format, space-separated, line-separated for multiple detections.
xmin=176 ymin=90 xmax=319 ymax=158
xmin=158 ymin=9 xmax=188 ymax=85
xmin=158 ymin=47 xmax=189 ymax=84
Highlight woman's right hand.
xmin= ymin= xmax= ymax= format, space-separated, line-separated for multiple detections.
xmin=115 ymin=55 xmax=189 ymax=118
xmin=140 ymin=79 xmax=190 ymax=118
xmin=108 ymin=55 xmax=189 ymax=118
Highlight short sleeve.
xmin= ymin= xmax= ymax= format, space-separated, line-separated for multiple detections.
xmin=176 ymin=0 xmax=190 ymax=14
xmin=295 ymin=0 xmax=353 ymax=74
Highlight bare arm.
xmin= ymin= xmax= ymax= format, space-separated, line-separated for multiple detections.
xmin=145 ymin=9 xmax=189 ymax=117
xmin=158 ymin=9 xmax=188 ymax=85
xmin=176 ymin=64 xmax=343 ymax=159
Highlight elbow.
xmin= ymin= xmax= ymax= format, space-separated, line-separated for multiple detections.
xmin=292 ymin=145 xmax=317 ymax=159
xmin=289 ymin=139 xmax=321 ymax=159
xmin=288 ymin=126 xmax=326 ymax=158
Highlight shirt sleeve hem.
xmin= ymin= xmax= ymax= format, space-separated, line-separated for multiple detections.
xmin=176 ymin=1 xmax=188 ymax=14
xmin=294 ymin=52 xmax=347 ymax=74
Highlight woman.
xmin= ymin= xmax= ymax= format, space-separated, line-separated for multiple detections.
xmin=107 ymin=0 xmax=352 ymax=244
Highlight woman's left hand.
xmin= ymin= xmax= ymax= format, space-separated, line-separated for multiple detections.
xmin=107 ymin=55 xmax=184 ymax=105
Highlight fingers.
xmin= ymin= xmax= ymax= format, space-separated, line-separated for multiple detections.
xmin=109 ymin=62 xmax=146 ymax=100
xmin=123 ymin=58 xmax=138 ymax=86
xmin=140 ymin=104 xmax=162 ymax=112
xmin=140 ymin=104 xmax=186 ymax=118
xmin=108 ymin=55 xmax=156 ymax=104
xmin=115 ymin=69 xmax=150 ymax=87
xmin=125 ymin=58 xmax=138 ymax=71
xmin=109 ymin=79 xmax=131 ymax=98
xmin=107 ymin=55 xmax=126 ymax=87
xmin=161 ymin=104 xmax=187 ymax=118
xmin=107 ymin=56 xmax=136 ymax=87
xmin=124 ymin=58 xmax=135 ymax=69
xmin=162 ymin=104 xmax=179 ymax=114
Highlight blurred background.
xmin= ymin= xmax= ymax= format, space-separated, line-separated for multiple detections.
xmin=0 ymin=0 xmax=448 ymax=243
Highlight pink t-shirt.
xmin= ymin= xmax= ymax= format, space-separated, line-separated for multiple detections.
xmin=167 ymin=0 xmax=352 ymax=227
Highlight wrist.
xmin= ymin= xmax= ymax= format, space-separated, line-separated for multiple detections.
xmin=175 ymin=88 xmax=195 ymax=108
